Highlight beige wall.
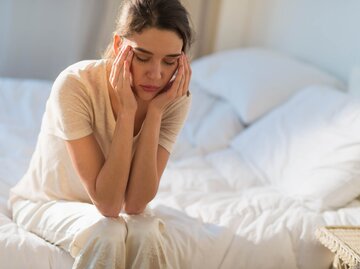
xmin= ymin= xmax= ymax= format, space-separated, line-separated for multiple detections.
xmin=213 ymin=0 xmax=250 ymax=52
xmin=184 ymin=0 xmax=250 ymax=58
xmin=182 ymin=0 xmax=221 ymax=59
xmin=0 ymin=0 xmax=121 ymax=80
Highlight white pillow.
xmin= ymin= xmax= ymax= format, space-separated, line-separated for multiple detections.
xmin=230 ymin=85 xmax=360 ymax=210
xmin=191 ymin=48 xmax=344 ymax=124
xmin=170 ymin=133 xmax=202 ymax=161
xmin=193 ymin=100 xmax=244 ymax=153
xmin=0 ymin=78 xmax=52 ymax=127
xmin=205 ymin=148 xmax=261 ymax=190
xmin=183 ymin=80 xmax=218 ymax=144
xmin=172 ymin=82 xmax=244 ymax=159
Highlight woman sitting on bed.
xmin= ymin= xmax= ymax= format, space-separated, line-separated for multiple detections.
xmin=8 ymin=0 xmax=193 ymax=268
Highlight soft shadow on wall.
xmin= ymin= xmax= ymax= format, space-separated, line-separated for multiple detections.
xmin=0 ymin=0 xmax=124 ymax=81
xmin=0 ymin=0 xmax=249 ymax=81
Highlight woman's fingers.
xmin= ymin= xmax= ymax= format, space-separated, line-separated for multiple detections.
xmin=177 ymin=56 xmax=186 ymax=97
xmin=183 ymin=54 xmax=191 ymax=96
xmin=184 ymin=53 xmax=192 ymax=96
xmin=177 ymin=75 xmax=185 ymax=98
xmin=172 ymin=54 xmax=191 ymax=97
xmin=169 ymin=56 xmax=184 ymax=96
xmin=115 ymin=46 xmax=131 ymax=86
xmin=123 ymin=50 xmax=133 ymax=82
xmin=109 ymin=46 xmax=125 ymax=83
xmin=111 ymin=45 xmax=132 ymax=89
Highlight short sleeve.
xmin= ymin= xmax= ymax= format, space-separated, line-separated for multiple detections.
xmin=43 ymin=72 xmax=93 ymax=140
xmin=159 ymin=94 xmax=192 ymax=153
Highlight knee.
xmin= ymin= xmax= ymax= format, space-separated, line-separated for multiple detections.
xmin=70 ymin=217 xmax=127 ymax=257
xmin=124 ymin=215 xmax=169 ymax=268
xmin=94 ymin=217 xmax=127 ymax=241
xmin=126 ymin=215 xmax=166 ymax=243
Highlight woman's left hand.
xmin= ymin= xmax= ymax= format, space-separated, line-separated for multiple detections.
xmin=149 ymin=53 xmax=191 ymax=114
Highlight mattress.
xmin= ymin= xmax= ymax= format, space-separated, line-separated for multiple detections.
xmin=1 ymin=76 xmax=360 ymax=269
xmin=0 ymin=78 xmax=74 ymax=268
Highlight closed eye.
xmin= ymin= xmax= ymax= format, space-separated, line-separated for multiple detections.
xmin=135 ymin=53 xmax=178 ymax=66
xmin=135 ymin=55 xmax=150 ymax=62
xmin=164 ymin=60 xmax=176 ymax=66
xmin=163 ymin=56 xmax=179 ymax=66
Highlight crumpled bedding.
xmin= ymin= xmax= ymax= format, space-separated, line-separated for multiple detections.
xmin=152 ymin=152 xmax=360 ymax=269
xmin=1 ymin=77 xmax=360 ymax=269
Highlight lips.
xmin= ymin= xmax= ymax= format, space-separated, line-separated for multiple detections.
xmin=140 ymin=84 xmax=160 ymax=93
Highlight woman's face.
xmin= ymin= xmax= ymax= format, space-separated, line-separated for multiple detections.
xmin=118 ymin=28 xmax=183 ymax=101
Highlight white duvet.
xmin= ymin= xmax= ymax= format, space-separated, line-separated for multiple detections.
xmin=1 ymin=77 xmax=360 ymax=269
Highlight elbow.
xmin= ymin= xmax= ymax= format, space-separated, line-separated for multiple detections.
xmin=88 ymin=186 xmax=123 ymax=218
xmin=123 ymin=188 xmax=157 ymax=215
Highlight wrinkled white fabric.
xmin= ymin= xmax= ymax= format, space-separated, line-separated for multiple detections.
xmin=2 ymin=77 xmax=360 ymax=269
xmin=12 ymin=199 xmax=169 ymax=269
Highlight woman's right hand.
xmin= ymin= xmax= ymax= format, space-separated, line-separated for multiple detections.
xmin=109 ymin=45 xmax=137 ymax=114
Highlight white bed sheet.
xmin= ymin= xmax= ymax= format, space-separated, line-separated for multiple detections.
xmin=0 ymin=78 xmax=74 ymax=268
xmin=1 ymin=77 xmax=360 ymax=269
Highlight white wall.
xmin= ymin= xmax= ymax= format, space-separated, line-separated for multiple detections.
xmin=0 ymin=0 xmax=120 ymax=80
xmin=0 ymin=0 xmax=218 ymax=80
xmin=203 ymin=0 xmax=360 ymax=82
xmin=244 ymin=0 xmax=360 ymax=82
xmin=4 ymin=1 xmax=359 ymax=83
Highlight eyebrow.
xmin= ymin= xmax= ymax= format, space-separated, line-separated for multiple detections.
xmin=133 ymin=47 xmax=181 ymax=57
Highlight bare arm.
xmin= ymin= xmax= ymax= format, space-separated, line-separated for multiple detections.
xmin=65 ymin=111 xmax=135 ymax=217
xmin=65 ymin=45 xmax=137 ymax=217
xmin=124 ymin=53 xmax=191 ymax=214
xmin=123 ymin=107 xmax=169 ymax=214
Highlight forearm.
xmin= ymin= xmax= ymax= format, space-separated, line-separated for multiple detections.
xmin=124 ymin=108 xmax=162 ymax=213
xmin=94 ymin=111 xmax=135 ymax=216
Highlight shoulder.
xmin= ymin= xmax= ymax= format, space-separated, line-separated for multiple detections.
xmin=52 ymin=59 xmax=108 ymax=98
xmin=56 ymin=59 xmax=106 ymax=84
xmin=63 ymin=59 xmax=106 ymax=74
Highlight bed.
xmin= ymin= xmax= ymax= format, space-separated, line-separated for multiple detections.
xmin=1 ymin=46 xmax=360 ymax=268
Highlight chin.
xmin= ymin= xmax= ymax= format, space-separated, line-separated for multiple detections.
xmin=134 ymin=88 xmax=157 ymax=102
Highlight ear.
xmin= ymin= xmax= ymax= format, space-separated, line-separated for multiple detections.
xmin=113 ymin=34 xmax=123 ymax=55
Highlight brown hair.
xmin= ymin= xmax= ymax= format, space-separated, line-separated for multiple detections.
xmin=102 ymin=0 xmax=194 ymax=59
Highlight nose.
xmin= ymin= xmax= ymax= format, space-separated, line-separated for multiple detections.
xmin=146 ymin=62 xmax=162 ymax=80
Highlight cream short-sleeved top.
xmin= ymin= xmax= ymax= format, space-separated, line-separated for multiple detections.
xmin=9 ymin=59 xmax=191 ymax=205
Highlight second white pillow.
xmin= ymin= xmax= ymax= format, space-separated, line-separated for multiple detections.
xmin=230 ymin=85 xmax=360 ymax=210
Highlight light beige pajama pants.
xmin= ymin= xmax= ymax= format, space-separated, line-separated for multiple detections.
xmin=11 ymin=199 xmax=170 ymax=269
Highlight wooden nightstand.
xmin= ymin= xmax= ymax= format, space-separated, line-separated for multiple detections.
xmin=316 ymin=226 xmax=360 ymax=269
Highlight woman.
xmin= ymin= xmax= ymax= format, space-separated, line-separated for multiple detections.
xmin=8 ymin=0 xmax=193 ymax=268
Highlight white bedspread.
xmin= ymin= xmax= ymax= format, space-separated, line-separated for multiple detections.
xmin=0 ymin=78 xmax=74 ymax=268
xmin=1 ymin=77 xmax=360 ymax=269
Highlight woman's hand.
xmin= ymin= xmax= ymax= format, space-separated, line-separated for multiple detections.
xmin=109 ymin=45 xmax=137 ymax=114
xmin=149 ymin=53 xmax=191 ymax=115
